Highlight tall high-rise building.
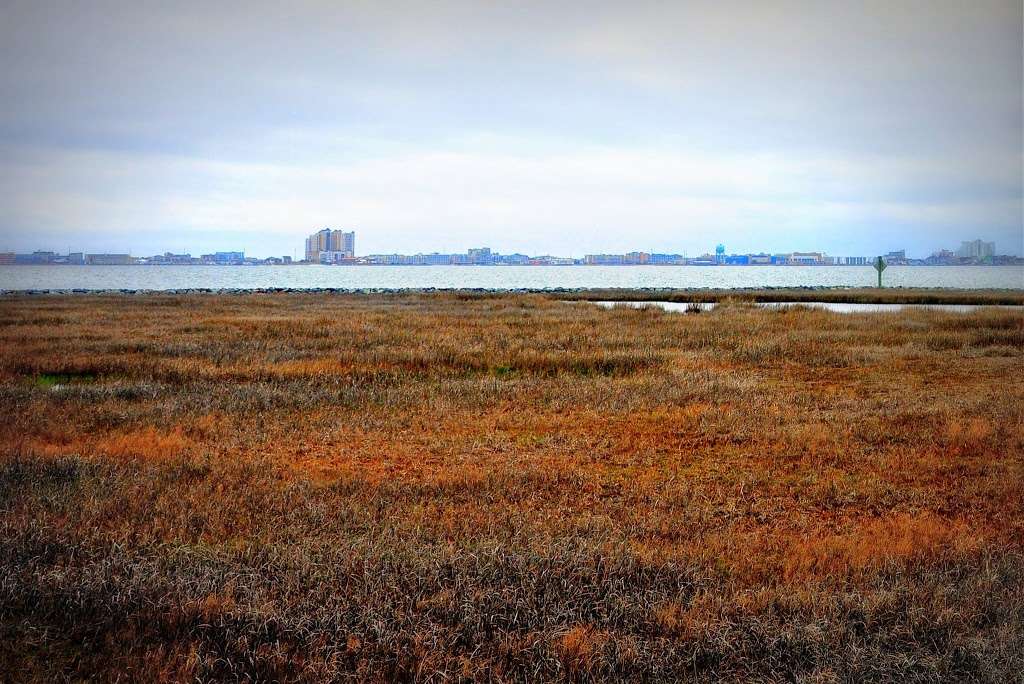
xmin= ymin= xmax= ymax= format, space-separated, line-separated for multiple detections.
xmin=305 ymin=229 xmax=330 ymax=262
xmin=305 ymin=229 xmax=355 ymax=261
xmin=957 ymin=239 xmax=995 ymax=259
xmin=329 ymin=230 xmax=355 ymax=256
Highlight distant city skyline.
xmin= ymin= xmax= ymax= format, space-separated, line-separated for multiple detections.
xmin=3 ymin=233 xmax=1022 ymax=262
xmin=5 ymin=234 xmax=1019 ymax=267
xmin=1 ymin=2 xmax=1021 ymax=258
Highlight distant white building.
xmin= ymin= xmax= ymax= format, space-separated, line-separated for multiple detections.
xmin=882 ymin=250 xmax=907 ymax=264
xmin=957 ymin=239 xmax=995 ymax=259
xmin=317 ymin=250 xmax=352 ymax=264
xmin=786 ymin=252 xmax=827 ymax=265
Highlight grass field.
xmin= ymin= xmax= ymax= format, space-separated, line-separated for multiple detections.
xmin=1 ymin=293 xmax=1022 ymax=681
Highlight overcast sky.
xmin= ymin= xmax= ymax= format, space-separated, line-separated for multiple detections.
xmin=1 ymin=0 xmax=1021 ymax=258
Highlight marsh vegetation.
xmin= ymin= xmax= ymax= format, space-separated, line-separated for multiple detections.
xmin=0 ymin=293 xmax=1021 ymax=681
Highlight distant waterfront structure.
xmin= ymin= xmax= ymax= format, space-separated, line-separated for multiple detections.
xmin=957 ymin=239 xmax=995 ymax=260
xmin=882 ymin=250 xmax=908 ymax=265
xmin=150 ymin=252 xmax=195 ymax=265
xmin=305 ymin=228 xmax=355 ymax=262
xmin=317 ymin=251 xmax=353 ymax=265
xmin=15 ymin=251 xmax=58 ymax=264
xmin=785 ymin=252 xmax=829 ymax=265
xmin=360 ymin=247 xmax=574 ymax=266
xmin=585 ymin=254 xmax=625 ymax=265
xmin=85 ymin=253 xmax=134 ymax=265
xmin=305 ymin=229 xmax=328 ymax=260
xmin=213 ymin=251 xmax=244 ymax=265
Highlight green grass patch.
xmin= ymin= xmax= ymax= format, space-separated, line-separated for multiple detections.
xmin=33 ymin=372 xmax=97 ymax=388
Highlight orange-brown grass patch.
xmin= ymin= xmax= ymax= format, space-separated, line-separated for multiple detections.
xmin=556 ymin=625 xmax=608 ymax=677
xmin=782 ymin=513 xmax=986 ymax=580
xmin=95 ymin=426 xmax=193 ymax=460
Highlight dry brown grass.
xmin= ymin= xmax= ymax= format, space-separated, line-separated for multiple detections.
xmin=0 ymin=292 xmax=1021 ymax=681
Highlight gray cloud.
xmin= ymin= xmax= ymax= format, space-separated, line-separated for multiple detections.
xmin=1 ymin=0 xmax=1021 ymax=256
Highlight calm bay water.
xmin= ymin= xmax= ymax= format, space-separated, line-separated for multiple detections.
xmin=590 ymin=301 xmax=1023 ymax=314
xmin=1 ymin=265 xmax=1022 ymax=291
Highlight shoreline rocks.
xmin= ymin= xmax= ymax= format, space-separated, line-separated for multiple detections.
xmin=1 ymin=285 xmax=1022 ymax=307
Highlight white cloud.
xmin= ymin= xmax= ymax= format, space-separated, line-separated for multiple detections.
xmin=4 ymin=132 xmax=1018 ymax=256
